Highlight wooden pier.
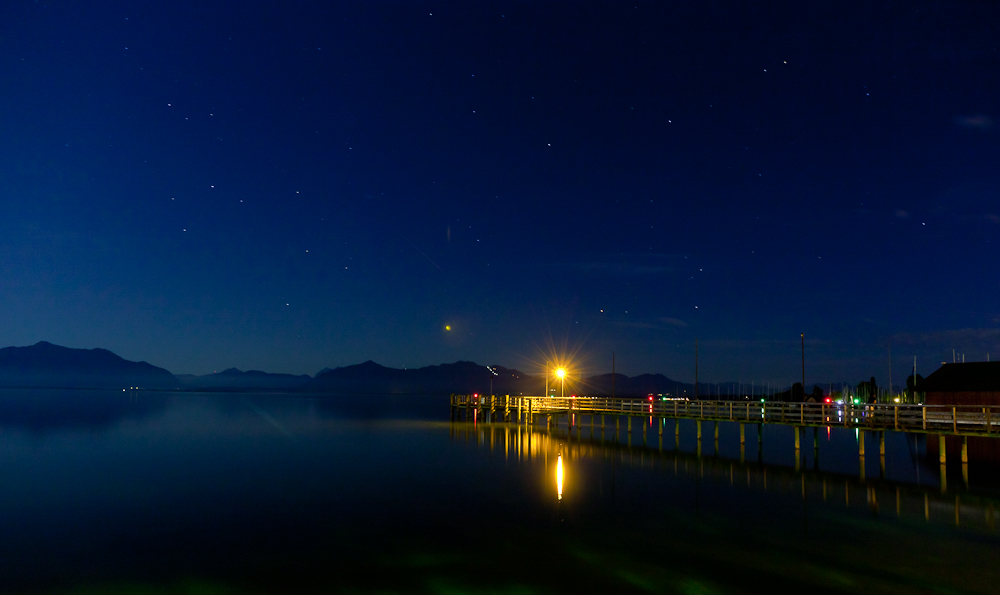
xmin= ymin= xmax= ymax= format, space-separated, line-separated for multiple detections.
xmin=452 ymin=395 xmax=1000 ymax=436
xmin=450 ymin=394 xmax=1000 ymax=489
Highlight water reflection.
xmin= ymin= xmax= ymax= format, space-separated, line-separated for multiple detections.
xmin=455 ymin=418 xmax=1000 ymax=535
xmin=2 ymin=390 xmax=999 ymax=595
xmin=556 ymin=452 xmax=564 ymax=500
xmin=0 ymin=388 xmax=170 ymax=432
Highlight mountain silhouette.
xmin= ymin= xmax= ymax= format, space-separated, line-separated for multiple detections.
xmin=303 ymin=361 xmax=693 ymax=396
xmin=304 ymin=360 xmax=538 ymax=395
xmin=177 ymin=368 xmax=312 ymax=390
xmin=0 ymin=341 xmax=179 ymax=389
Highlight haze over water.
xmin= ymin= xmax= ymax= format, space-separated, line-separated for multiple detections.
xmin=0 ymin=388 xmax=997 ymax=594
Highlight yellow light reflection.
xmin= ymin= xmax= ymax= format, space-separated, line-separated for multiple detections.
xmin=556 ymin=453 xmax=564 ymax=500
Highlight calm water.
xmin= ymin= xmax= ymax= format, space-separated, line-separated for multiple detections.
xmin=0 ymin=389 xmax=998 ymax=594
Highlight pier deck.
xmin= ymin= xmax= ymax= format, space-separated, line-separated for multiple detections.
xmin=451 ymin=394 xmax=1000 ymax=489
xmin=451 ymin=394 xmax=1000 ymax=437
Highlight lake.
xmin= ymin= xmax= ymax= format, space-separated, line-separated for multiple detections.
xmin=0 ymin=388 xmax=997 ymax=594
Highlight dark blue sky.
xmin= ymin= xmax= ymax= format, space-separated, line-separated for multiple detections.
xmin=1 ymin=0 xmax=998 ymax=385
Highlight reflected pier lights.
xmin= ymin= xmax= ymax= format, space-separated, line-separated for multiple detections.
xmin=556 ymin=452 xmax=564 ymax=501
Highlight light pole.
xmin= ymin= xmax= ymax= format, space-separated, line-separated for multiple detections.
xmin=486 ymin=365 xmax=498 ymax=396
xmin=556 ymin=367 xmax=566 ymax=398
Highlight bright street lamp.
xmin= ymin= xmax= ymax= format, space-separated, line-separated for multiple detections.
xmin=555 ymin=367 xmax=566 ymax=398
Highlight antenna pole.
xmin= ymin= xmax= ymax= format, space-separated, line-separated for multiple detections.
xmin=801 ymin=333 xmax=805 ymax=399
xmin=888 ymin=343 xmax=892 ymax=402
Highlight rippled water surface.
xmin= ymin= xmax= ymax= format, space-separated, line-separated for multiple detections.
xmin=0 ymin=389 xmax=997 ymax=594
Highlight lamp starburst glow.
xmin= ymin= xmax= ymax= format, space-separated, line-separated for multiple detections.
xmin=555 ymin=367 xmax=566 ymax=398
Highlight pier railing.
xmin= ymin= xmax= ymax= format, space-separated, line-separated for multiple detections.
xmin=450 ymin=395 xmax=1000 ymax=437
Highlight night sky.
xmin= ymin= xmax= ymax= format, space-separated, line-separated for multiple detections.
xmin=2 ymin=1 xmax=998 ymax=386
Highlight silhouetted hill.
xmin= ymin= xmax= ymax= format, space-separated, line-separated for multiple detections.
xmin=583 ymin=373 xmax=690 ymax=397
xmin=177 ymin=368 xmax=312 ymax=391
xmin=0 ymin=342 xmax=179 ymax=389
xmin=304 ymin=361 xmax=697 ymax=397
xmin=304 ymin=361 xmax=537 ymax=395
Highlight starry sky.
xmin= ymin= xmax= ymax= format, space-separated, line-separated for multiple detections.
xmin=1 ymin=0 xmax=998 ymax=385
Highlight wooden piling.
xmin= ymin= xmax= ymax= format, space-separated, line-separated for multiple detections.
xmin=813 ymin=427 xmax=819 ymax=469
xmin=794 ymin=426 xmax=801 ymax=472
xmin=757 ymin=423 xmax=763 ymax=462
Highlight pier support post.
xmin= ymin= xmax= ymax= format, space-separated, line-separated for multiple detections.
xmin=794 ymin=426 xmax=801 ymax=472
xmin=642 ymin=418 xmax=647 ymax=445
xmin=962 ymin=436 xmax=969 ymax=489
xmin=675 ymin=418 xmax=680 ymax=450
xmin=696 ymin=420 xmax=702 ymax=458
xmin=628 ymin=415 xmax=632 ymax=434
xmin=813 ymin=427 xmax=819 ymax=471
xmin=859 ymin=430 xmax=866 ymax=481
xmin=879 ymin=431 xmax=886 ymax=478
xmin=939 ymin=434 xmax=947 ymax=465
xmin=714 ymin=421 xmax=719 ymax=456
xmin=739 ymin=423 xmax=745 ymax=462
xmin=757 ymin=423 xmax=763 ymax=463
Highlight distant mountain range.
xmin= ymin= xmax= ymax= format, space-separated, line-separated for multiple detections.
xmin=0 ymin=342 xmax=179 ymax=389
xmin=0 ymin=341 xmax=848 ymax=397
xmin=304 ymin=360 xmax=537 ymax=395
xmin=176 ymin=368 xmax=312 ymax=391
